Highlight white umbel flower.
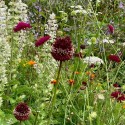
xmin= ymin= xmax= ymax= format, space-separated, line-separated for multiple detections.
xmin=83 ymin=56 xmax=104 ymax=65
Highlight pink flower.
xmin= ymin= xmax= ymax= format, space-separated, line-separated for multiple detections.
xmin=108 ymin=24 xmax=114 ymax=34
xmin=13 ymin=22 xmax=31 ymax=32
xmin=108 ymin=54 xmax=121 ymax=63
xmin=35 ymin=35 xmax=51 ymax=47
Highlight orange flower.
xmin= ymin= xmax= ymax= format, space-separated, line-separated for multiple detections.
xmin=28 ymin=61 xmax=36 ymax=66
xmin=51 ymin=79 xmax=57 ymax=85
xmin=86 ymin=71 xmax=95 ymax=80
xmin=75 ymin=71 xmax=80 ymax=74
xmin=86 ymin=71 xmax=91 ymax=75
xmin=90 ymin=73 xmax=95 ymax=79
xmin=68 ymin=79 xmax=75 ymax=85
xmin=123 ymin=104 xmax=125 ymax=109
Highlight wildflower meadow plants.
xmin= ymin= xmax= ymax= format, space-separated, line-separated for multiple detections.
xmin=1 ymin=0 xmax=125 ymax=125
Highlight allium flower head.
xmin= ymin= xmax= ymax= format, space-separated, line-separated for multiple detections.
xmin=35 ymin=35 xmax=51 ymax=47
xmin=51 ymin=36 xmax=74 ymax=61
xmin=113 ymin=83 xmax=121 ymax=88
xmin=13 ymin=102 xmax=31 ymax=121
xmin=108 ymin=54 xmax=121 ymax=63
xmin=13 ymin=21 xmax=31 ymax=32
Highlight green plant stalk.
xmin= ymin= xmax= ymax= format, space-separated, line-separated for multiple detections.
xmin=48 ymin=61 xmax=62 ymax=124
xmin=19 ymin=121 xmax=22 ymax=125
xmin=34 ymin=111 xmax=39 ymax=125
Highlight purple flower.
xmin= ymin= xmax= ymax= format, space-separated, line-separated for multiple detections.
xmin=35 ymin=35 xmax=51 ymax=47
xmin=119 ymin=2 xmax=124 ymax=9
xmin=108 ymin=24 xmax=114 ymax=34
xmin=13 ymin=22 xmax=31 ymax=32
xmin=51 ymin=36 xmax=74 ymax=61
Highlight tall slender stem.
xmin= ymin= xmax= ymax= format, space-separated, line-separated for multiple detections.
xmin=48 ymin=61 xmax=62 ymax=124
xmin=34 ymin=111 xmax=39 ymax=125
xmin=19 ymin=121 xmax=22 ymax=125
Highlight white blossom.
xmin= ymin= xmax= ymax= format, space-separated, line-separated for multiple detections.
xmin=83 ymin=56 xmax=104 ymax=65
xmin=45 ymin=13 xmax=58 ymax=43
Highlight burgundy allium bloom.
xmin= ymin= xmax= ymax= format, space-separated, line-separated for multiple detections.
xmin=13 ymin=22 xmax=31 ymax=32
xmin=108 ymin=54 xmax=121 ymax=63
xmin=82 ymin=81 xmax=87 ymax=86
xmin=13 ymin=103 xmax=31 ymax=121
xmin=80 ymin=44 xmax=86 ymax=49
xmin=51 ymin=36 xmax=74 ymax=61
xmin=108 ymin=24 xmax=114 ymax=34
xmin=113 ymin=83 xmax=121 ymax=88
xmin=111 ymin=91 xmax=125 ymax=102
xmin=35 ymin=35 xmax=51 ymax=47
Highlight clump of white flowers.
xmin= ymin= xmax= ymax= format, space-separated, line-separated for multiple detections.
xmin=102 ymin=37 xmax=115 ymax=44
xmin=0 ymin=0 xmax=11 ymax=91
xmin=89 ymin=111 xmax=97 ymax=120
xmin=45 ymin=13 xmax=58 ymax=43
xmin=83 ymin=56 xmax=104 ymax=65
xmin=71 ymin=5 xmax=87 ymax=16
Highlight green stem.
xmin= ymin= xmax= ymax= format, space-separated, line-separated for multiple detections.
xmin=34 ymin=111 xmax=39 ymax=125
xmin=48 ymin=61 xmax=62 ymax=124
xmin=19 ymin=121 xmax=22 ymax=125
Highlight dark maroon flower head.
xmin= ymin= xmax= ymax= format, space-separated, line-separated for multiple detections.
xmin=80 ymin=44 xmax=86 ymax=49
xmin=108 ymin=54 xmax=121 ymax=63
xmin=111 ymin=91 xmax=125 ymax=102
xmin=82 ymin=81 xmax=87 ymax=86
xmin=51 ymin=36 xmax=74 ymax=61
xmin=13 ymin=22 xmax=31 ymax=32
xmin=90 ymin=64 xmax=95 ymax=68
xmin=13 ymin=102 xmax=31 ymax=121
xmin=113 ymin=83 xmax=121 ymax=88
xmin=108 ymin=24 xmax=114 ymax=34
xmin=35 ymin=35 xmax=51 ymax=47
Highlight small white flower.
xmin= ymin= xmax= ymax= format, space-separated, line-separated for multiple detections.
xmin=89 ymin=112 xmax=97 ymax=119
xmin=83 ymin=56 xmax=104 ymax=65
xmin=97 ymin=94 xmax=105 ymax=100
xmin=102 ymin=37 xmax=115 ymax=44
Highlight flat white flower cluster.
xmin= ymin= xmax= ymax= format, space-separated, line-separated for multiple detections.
xmin=45 ymin=13 xmax=58 ymax=43
xmin=71 ymin=5 xmax=87 ymax=16
xmin=83 ymin=56 xmax=104 ymax=65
